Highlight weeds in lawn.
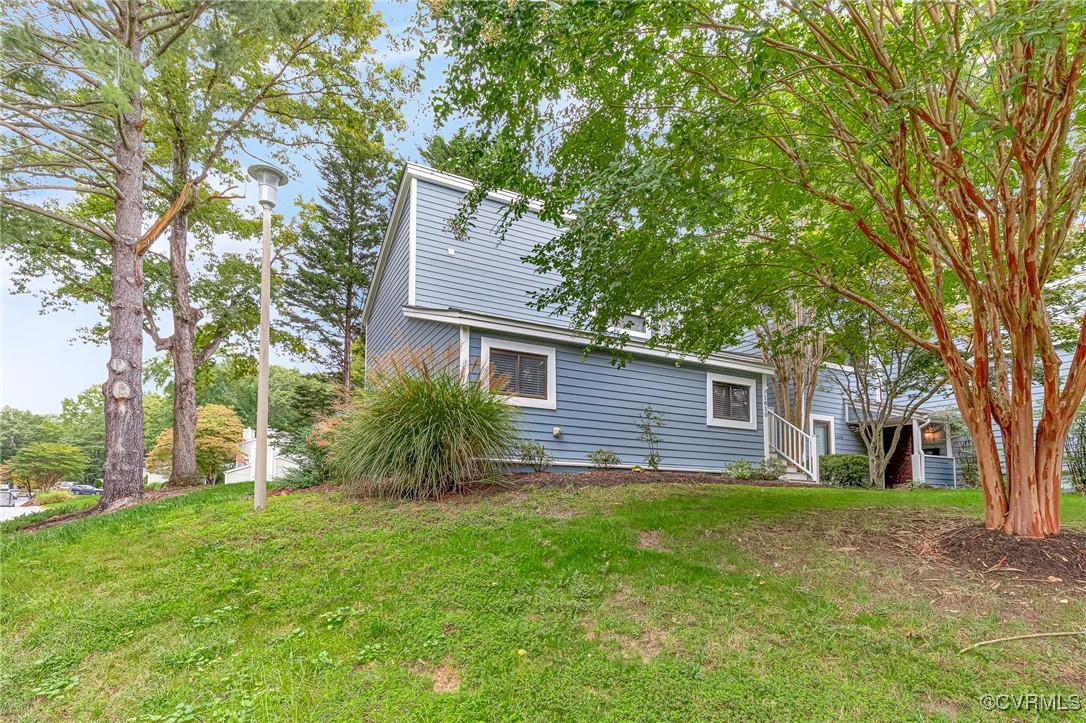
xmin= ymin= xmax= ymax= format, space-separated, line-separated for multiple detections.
xmin=3 ymin=482 xmax=1085 ymax=722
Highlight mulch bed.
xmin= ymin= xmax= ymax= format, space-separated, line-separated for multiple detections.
xmin=938 ymin=524 xmax=1086 ymax=584
xmin=498 ymin=469 xmax=821 ymax=490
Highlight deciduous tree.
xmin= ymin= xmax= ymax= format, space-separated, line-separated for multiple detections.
xmin=426 ymin=0 xmax=1086 ymax=536
xmin=0 ymin=407 xmax=58 ymax=464
xmin=2 ymin=0 xmax=210 ymax=507
xmin=139 ymin=0 xmax=400 ymax=486
xmin=146 ymin=403 xmax=243 ymax=485
xmin=4 ymin=442 xmax=89 ymax=492
xmin=830 ymin=274 xmax=947 ymax=488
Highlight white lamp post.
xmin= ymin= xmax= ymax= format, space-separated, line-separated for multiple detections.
xmin=247 ymin=163 xmax=288 ymax=511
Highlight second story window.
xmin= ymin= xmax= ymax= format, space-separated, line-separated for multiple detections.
xmin=609 ymin=313 xmax=651 ymax=339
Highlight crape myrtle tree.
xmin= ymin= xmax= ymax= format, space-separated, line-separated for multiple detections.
xmin=425 ymin=0 xmax=1086 ymax=537
xmin=282 ymin=134 xmax=396 ymax=403
xmin=829 ymin=271 xmax=947 ymax=489
xmin=756 ymin=295 xmax=832 ymax=433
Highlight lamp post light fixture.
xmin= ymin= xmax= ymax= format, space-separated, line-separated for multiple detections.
xmin=247 ymin=163 xmax=288 ymax=512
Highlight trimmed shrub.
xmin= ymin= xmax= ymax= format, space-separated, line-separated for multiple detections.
xmin=759 ymin=457 xmax=787 ymax=480
xmin=332 ymin=349 xmax=520 ymax=499
xmin=588 ymin=448 xmax=621 ymax=470
xmin=820 ymin=454 xmax=872 ymax=488
xmin=517 ymin=440 xmax=554 ymax=473
xmin=722 ymin=460 xmax=758 ymax=480
xmin=276 ymin=465 xmax=328 ymax=490
xmin=35 ymin=489 xmax=73 ymax=505
xmin=722 ymin=457 xmax=786 ymax=480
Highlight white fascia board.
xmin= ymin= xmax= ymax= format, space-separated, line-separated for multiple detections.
xmin=401 ymin=162 xmax=576 ymax=220
xmin=360 ymin=167 xmax=415 ymax=325
xmin=401 ymin=306 xmax=775 ymax=375
xmin=407 ymin=177 xmax=417 ymax=306
xmin=362 ymin=163 xmax=571 ymax=326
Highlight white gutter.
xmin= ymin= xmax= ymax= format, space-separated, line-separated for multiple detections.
xmin=401 ymin=305 xmax=776 ymax=375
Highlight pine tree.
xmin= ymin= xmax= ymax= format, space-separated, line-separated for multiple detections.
xmin=284 ymin=136 xmax=395 ymax=400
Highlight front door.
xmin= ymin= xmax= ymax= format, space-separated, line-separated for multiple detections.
xmin=813 ymin=420 xmax=831 ymax=458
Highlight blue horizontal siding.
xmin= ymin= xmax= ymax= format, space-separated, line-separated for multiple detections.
xmin=764 ymin=372 xmax=866 ymax=455
xmin=365 ymin=200 xmax=412 ymax=365
xmin=924 ymin=455 xmax=955 ymax=487
xmin=470 ymin=330 xmax=766 ymax=471
xmin=364 ymin=185 xmax=460 ymax=376
xmin=413 ymin=180 xmax=569 ymax=325
xmin=812 ymin=370 xmax=866 ymax=454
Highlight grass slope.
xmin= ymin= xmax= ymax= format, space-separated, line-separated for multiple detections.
xmin=2 ymin=484 xmax=1084 ymax=722
xmin=1 ymin=495 xmax=99 ymax=534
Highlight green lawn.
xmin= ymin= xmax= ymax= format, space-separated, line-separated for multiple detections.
xmin=2 ymin=483 xmax=1084 ymax=722
xmin=1 ymin=494 xmax=99 ymax=534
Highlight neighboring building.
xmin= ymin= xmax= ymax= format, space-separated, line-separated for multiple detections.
xmin=223 ymin=428 xmax=299 ymax=485
xmin=361 ymin=163 xmax=956 ymax=485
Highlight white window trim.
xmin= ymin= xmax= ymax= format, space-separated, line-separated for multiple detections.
xmin=480 ymin=337 xmax=557 ymax=410
xmin=810 ymin=413 xmax=835 ymax=455
xmin=706 ymin=373 xmax=758 ymax=430
xmin=607 ymin=312 xmax=652 ymax=340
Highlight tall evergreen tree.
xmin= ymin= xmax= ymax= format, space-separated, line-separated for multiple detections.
xmin=283 ymin=136 xmax=395 ymax=401
xmin=419 ymin=129 xmax=487 ymax=177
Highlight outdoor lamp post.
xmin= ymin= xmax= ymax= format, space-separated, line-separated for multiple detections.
xmin=247 ymin=164 xmax=288 ymax=512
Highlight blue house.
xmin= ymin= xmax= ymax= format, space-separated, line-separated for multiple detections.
xmin=362 ymin=164 xmax=958 ymax=484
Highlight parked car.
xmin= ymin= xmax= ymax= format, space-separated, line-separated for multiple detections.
xmin=71 ymin=484 xmax=101 ymax=496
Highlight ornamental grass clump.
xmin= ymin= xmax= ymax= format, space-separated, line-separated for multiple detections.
xmin=332 ymin=348 xmax=520 ymax=499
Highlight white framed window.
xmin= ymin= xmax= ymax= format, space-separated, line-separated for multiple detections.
xmin=706 ymin=373 xmax=757 ymax=430
xmin=480 ymin=337 xmax=557 ymax=410
xmin=608 ymin=312 xmax=651 ymax=340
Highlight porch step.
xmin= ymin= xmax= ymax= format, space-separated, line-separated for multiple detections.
xmin=781 ymin=471 xmax=810 ymax=482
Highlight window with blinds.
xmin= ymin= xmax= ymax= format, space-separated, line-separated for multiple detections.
xmin=711 ymin=381 xmax=751 ymax=422
xmin=489 ymin=349 xmax=549 ymax=399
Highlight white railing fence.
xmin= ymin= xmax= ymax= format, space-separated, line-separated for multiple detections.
xmin=766 ymin=409 xmax=818 ymax=481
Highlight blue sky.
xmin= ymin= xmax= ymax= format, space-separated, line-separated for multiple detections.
xmin=1 ymin=2 xmax=455 ymax=414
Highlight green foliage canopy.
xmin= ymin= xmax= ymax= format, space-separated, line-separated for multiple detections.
xmin=4 ymin=442 xmax=90 ymax=490
xmin=146 ymin=404 xmax=244 ymax=485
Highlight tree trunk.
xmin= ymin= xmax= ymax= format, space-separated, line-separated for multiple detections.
xmin=342 ymin=283 xmax=353 ymax=405
xmin=168 ymin=208 xmax=201 ymax=487
xmin=100 ymin=2 xmax=145 ymax=509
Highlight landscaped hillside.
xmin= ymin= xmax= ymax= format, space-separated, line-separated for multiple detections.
xmin=3 ymin=483 xmax=1084 ymax=722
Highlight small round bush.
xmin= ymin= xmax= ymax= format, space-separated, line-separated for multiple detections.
xmin=588 ymin=448 xmax=621 ymax=470
xmin=332 ymin=349 xmax=520 ymax=499
xmin=819 ymin=454 xmax=872 ymax=488
xmin=35 ymin=489 xmax=74 ymax=505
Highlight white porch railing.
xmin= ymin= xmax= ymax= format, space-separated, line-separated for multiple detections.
xmin=767 ymin=409 xmax=818 ymax=481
